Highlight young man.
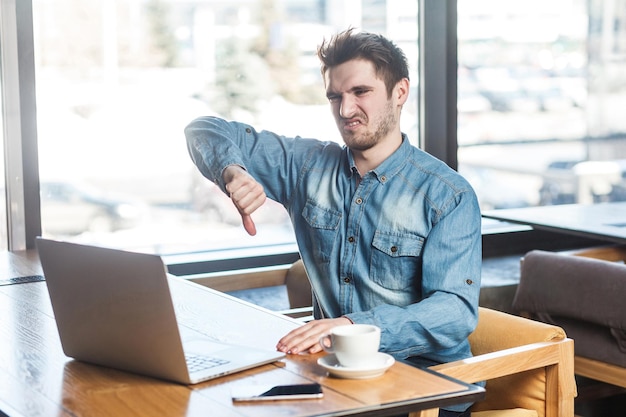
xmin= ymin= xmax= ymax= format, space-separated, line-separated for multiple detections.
xmin=186 ymin=29 xmax=482 ymax=416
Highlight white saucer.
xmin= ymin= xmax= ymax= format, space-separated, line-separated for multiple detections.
xmin=317 ymin=352 xmax=395 ymax=379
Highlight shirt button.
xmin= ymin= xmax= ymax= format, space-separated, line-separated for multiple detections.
xmin=380 ymin=175 xmax=387 ymax=182
xmin=343 ymin=277 xmax=351 ymax=284
xmin=355 ymin=197 xmax=363 ymax=204
xmin=245 ymin=127 xmax=252 ymax=133
xmin=390 ymin=246 xmax=398 ymax=253
xmin=348 ymin=236 xmax=355 ymax=243
xmin=466 ymin=279 xmax=474 ymax=285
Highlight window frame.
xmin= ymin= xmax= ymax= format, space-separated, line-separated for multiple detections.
xmin=1 ymin=0 xmax=41 ymax=251
xmin=419 ymin=0 xmax=458 ymax=169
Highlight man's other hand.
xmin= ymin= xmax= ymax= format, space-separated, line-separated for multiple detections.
xmin=276 ymin=317 xmax=352 ymax=355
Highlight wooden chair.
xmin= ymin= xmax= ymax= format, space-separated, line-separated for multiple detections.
xmin=418 ymin=307 xmax=576 ymax=417
xmin=567 ymin=246 xmax=626 ymax=391
xmin=513 ymin=247 xmax=626 ymax=394
xmin=185 ymin=260 xmax=314 ymax=319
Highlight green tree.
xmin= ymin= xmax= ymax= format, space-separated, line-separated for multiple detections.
xmin=145 ymin=0 xmax=178 ymax=67
xmin=251 ymin=0 xmax=316 ymax=104
xmin=213 ymin=37 xmax=274 ymax=118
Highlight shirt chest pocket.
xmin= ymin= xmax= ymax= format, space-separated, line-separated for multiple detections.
xmin=302 ymin=201 xmax=342 ymax=264
xmin=370 ymin=230 xmax=424 ymax=290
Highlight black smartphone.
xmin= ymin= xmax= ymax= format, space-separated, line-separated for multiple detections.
xmin=231 ymin=383 xmax=324 ymax=402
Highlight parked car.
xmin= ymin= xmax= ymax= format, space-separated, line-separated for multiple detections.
xmin=40 ymin=181 xmax=148 ymax=235
xmin=539 ymin=159 xmax=626 ymax=205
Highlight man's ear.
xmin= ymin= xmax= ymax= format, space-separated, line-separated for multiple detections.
xmin=395 ymin=78 xmax=410 ymax=106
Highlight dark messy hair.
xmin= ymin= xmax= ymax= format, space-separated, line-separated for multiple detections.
xmin=317 ymin=28 xmax=410 ymax=98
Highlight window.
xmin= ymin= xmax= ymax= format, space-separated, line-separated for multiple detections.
xmin=9 ymin=2 xmax=615 ymax=259
xmin=31 ymin=0 xmax=419 ymax=256
xmin=457 ymin=0 xmax=626 ymax=211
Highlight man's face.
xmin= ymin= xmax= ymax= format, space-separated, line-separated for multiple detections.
xmin=325 ymin=59 xmax=401 ymax=152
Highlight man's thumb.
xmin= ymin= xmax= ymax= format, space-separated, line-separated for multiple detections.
xmin=241 ymin=213 xmax=257 ymax=236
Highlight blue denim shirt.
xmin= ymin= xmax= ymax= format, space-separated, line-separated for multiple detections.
xmin=186 ymin=116 xmax=482 ymax=367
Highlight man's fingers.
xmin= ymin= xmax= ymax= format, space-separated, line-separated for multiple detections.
xmin=276 ymin=318 xmax=352 ymax=355
xmin=231 ymin=191 xmax=263 ymax=235
xmin=224 ymin=171 xmax=266 ymax=235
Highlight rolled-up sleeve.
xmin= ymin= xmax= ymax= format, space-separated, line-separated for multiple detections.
xmin=185 ymin=116 xmax=249 ymax=193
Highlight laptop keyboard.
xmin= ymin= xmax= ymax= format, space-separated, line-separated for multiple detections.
xmin=185 ymin=354 xmax=230 ymax=373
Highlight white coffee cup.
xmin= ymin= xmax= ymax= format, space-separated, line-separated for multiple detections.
xmin=319 ymin=324 xmax=381 ymax=368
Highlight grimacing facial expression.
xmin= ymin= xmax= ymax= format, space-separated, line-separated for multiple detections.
xmin=325 ymin=59 xmax=399 ymax=152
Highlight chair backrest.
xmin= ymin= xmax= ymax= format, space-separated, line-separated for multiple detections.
xmin=284 ymin=259 xmax=312 ymax=309
xmin=513 ymin=248 xmax=626 ymax=390
xmin=514 ymin=249 xmax=626 ymax=368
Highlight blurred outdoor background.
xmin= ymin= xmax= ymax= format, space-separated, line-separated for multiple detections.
xmin=19 ymin=0 xmax=626 ymax=255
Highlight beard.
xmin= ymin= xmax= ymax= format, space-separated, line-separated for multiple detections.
xmin=340 ymin=100 xmax=397 ymax=152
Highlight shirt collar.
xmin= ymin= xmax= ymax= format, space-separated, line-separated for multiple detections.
xmin=345 ymin=134 xmax=410 ymax=183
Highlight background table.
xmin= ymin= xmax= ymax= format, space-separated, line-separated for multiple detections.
xmin=0 ymin=250 xmax=483 ymax=417
xmin=482 ymin=201 xmax=626 ymax=245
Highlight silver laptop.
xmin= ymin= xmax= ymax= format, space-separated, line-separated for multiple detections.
xmin=36 ymin=237 xmax=284 ymax=384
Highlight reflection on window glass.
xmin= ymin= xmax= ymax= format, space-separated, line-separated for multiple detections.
xmin=33 ymin=0 xmax=418 ymax=255
xmin=458 ymin=0 xmax=626 ymax=210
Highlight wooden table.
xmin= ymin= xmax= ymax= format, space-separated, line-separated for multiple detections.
xmin=483 ymin=201 xmax=626 ymax=245
xmin=0 ymin=250 xmax=483 ymax=417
